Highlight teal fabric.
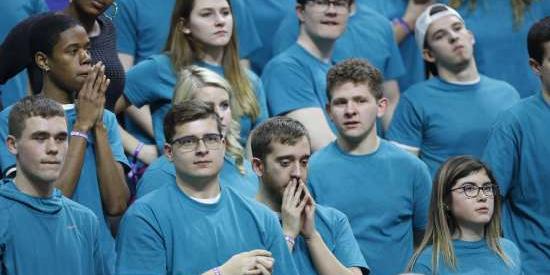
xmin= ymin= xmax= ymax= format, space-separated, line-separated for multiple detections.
xmin=308 ymin=140 xmax=432 ymax=275
xmin=482 ymin=92 xmax=550 ymax=275
xmin=116 ymin=184 xmax=299 ymax=275
xmin=0 ymin=179 xmax=106 ymax=275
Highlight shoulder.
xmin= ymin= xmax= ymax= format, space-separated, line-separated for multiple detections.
xmin=309 ymin=142 xmax=339 ymax=164
xmin=263 ymin=45 xmax=304 ymax=70
xmin=61 ymin=196 xmax=99 ymax=223
xmin=315 ymin=204 xmax=348 ymax=224
xmin=380 ymin=140 xmax=424 ymax=165
xmin=225 ymin=188 xmax=279 ymax=221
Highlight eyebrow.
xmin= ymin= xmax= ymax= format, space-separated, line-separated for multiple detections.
xmin=459 ymin=181 xmax=493 ymax=187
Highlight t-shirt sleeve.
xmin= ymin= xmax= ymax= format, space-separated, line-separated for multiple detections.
xmin=113 ymin=0 xmax=138 ymax=56
xmin=0 ymin=109 xmax=16 ymax=175
xmin=264 ymin=211 xmax=300 ymax=275
xmin=412 ymin=161 xmax=432 ymax=230
xmin=136 ymin=166 xmax=173 ymax=199
xmin=116 ymin=203 xmax=167 ymax=275
xmin=123 ymin=58 xmax=164 ymax=108
xmin=381 ymin=18 xmax=405 ymax=80
xmin=262 ymin=60 xmax=320 ymax=116
xmin=331 ymin=210 xmax=369 ymax=271
xmin=387 ymin=95 xmax=423 ymax=148
xmin=104 ymin=111 xmax=129 ymax=168
xmin=481 ymin=114 xmax=519 ymax=197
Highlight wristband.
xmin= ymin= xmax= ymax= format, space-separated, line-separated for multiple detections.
xmin=132 ymin=142 xmax=144 ymax=159
xmin=213 ymin=267 xmax=222 ymax=275
xmin=393 ymin=17 xmax=412 ymax=34
xmin=284 ymin=235 xmax=295 ymax=246
xmin=70 ymin=130 xmax=89 ymax=142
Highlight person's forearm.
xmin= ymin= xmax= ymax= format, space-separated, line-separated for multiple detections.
xmin=306 ymin=231 xmax=357 ymax=275
xmin=119 ymin=125 xmax=158 ymax=164
xmin=125 ymin=105 xmax=154 ymax=138
xmin=94 ymin=123 xmax=130 ymax=216
xmin=54 ymin=123 xmax=89 ymax=197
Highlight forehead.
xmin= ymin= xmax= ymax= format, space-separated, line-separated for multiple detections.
xmin=453 ymin=169 xmax=490 ymax=187
xmin=173 ymin=117 xmax=219 ymax=137
xmin=22 ymin=116 xmax=67 ymax=135
xmin=192 ymin=0 xmax=230 ymax=11
xmin=194 ymin=86 xmax=230 ymax=102
xmin=267 ymin=136 xmax=311 ymax=158
xmin=54 ymin=26 xmax=89 ymax=51
xmin=331 ymin=81 xmax=375 ymax=99
xmin=427 ymin=14 xmax=464 ymax=34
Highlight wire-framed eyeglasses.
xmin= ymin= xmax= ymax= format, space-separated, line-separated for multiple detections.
xmin=306 ymin=0 xmax=350 ymax=14
xmin=450 ymin=183 xmax=498 ymax=198
xmin=171 ymin=133 xmax=223 ymax=152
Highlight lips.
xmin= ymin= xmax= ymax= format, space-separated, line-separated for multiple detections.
xmin=193 ymin=160 xmax=212 ymax=168
xmin=343 ymin=121 xmax=360 ymax=128
xmin=475 ymin=206 xmax=490 ymax=213
xmin=213 ymin=30 xmax=228 ymax=36
xmin=321 ymin=21 xmax=339 ymax=26
xmin=453 ymin=45 xmax=465 ymax=52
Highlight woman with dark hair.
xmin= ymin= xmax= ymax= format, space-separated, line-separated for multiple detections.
xmin=406 ymin=156 xmax=521 ymax=274
xmin=0 ymin=0 xmax=124 ymax=111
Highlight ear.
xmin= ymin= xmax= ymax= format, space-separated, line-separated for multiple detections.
xmin=529 ymin=58 xmax=542 ymax=76
xmin=468 ymin=30 xmax=476 ymax=45
xmin=376 ymin=97 xmax=388 ymax=118
xmin=251 ymin=157 xmax=264 ymax=177
xmin=6 ymin=135 xmax=18 ymax=156
xmin=35 ymin=51 xmax=50 ymax=72
xmin=177 ymin=17 xmax=191 ymax=34
xmin=164 ymin=143 xmax=174 ymax=161
xmin=296 ymin=3 xmax=306 ymax=23
xmin=348 ymin=2 xmax=357 ymax=16
xmin=422 ymin=48 xmax=436 ymax=63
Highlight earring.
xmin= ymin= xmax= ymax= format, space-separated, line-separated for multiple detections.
xmin=104 ymin=1 xmax=118 ymax=20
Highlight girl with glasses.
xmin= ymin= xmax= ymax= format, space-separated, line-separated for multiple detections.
xmin=136 ymin=66 xmax=258 ymax=199
xmin=406 ymin=155 xmax=522 ymax=274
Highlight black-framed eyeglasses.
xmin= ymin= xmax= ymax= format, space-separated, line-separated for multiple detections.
xmin=306 ymin=0 xmax=350 ymax=14
xmin=171 ymin=133 xmax=223 ymax=152
xmin=450 ymin=183 xmax=498 ymax=199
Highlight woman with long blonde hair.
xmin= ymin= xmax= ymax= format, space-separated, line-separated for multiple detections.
xmin=136 ymin=66 xmax=258 ymax=199
xmin=115 ymin=0 xmax=268 ymax=153
xmin=406 ymin=156 xmax=521 ymax=274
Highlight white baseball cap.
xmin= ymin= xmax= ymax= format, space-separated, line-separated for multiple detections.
xmin=415 ymin=4 xmax=465 ymax=50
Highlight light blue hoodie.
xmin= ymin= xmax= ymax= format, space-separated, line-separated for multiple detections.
xmin=0 ymin=179 xmax=107 ymax=275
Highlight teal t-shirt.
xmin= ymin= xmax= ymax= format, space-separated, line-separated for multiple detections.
xmin=482 ymin=92 xmax=550 ymax=275
xmin=412 ymin=238 xmax=522 ymax=274
xmin=387 ymin=76 xmax=520 ymax=176
xmin=136 ymin=155 xmax=259 ymax=199
xmin=116 ymin=184 xmax=299 ymax=275
xmin=0 ymin=180 xmax=106 ymax=275
xmin=291 ymin=204 xmax=369 ymax=274
xmin=308 ymin=140 xmax=432 ymax=275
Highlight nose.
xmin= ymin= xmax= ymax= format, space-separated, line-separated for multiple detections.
xmin=449 ymin=31 xmax=459 ymax=43
xmin=344 ymin=101 xmax=357 ymax=116
xmin=45 ymin=138 xmax=59 ymax=154
xmin=195 ymin=139 xmax=209 ymax=155
xmin=81 ymin=49 xmax=92 ymax=65
xmin=214 ymin=11 xmax=227 ymax=26
xmin=290 ymin=161 xmax=303 ymax=179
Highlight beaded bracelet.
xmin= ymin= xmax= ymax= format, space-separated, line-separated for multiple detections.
xmin=213 ymin=267 xmax=222 ymax=275
xmin=393 ymin=17 xmax=412 ymax=35
xmin=284 ymin=235 xmax=295 ymax=246
xmin=70 ymin=130 xmax=89 ymax=142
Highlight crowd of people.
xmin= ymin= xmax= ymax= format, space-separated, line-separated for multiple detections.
xmin=0 ymin=0 xmax=549 ymax=274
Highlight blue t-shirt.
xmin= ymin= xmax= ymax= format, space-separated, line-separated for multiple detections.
xmin=292 ymin=204 xmax=369 ymax=274
xmin=123 ymin=54 xmax=268 ymax=151
xmin=261 ymin=43 xmax=335 ymax=131
xmin=307 ymin=140 xmax=432 ymax=275
xmin=365 ymin=0 xmax=425 ymax=90
xmin=0 ymin=179 xmax=106 ymax=275
xmin=482 ymin=91 xmax=550 ymax=275
xmin=242 ymin=0 xmax=298 ymax=75
xmin=114 ymin=0 xmax=260 ymax=64
xmin=412 ymin=238 xmax=522 ymax=274
xmin=439 ymin=1 xmax=549 ymax=98
xmin=116 ymin=183 xmax=299 ymax=275
xmin=387 ymin=76 xmax=520 ymax=176
xmin=0 ymin=105 xmax=128 ymax=273
xmin=271 ymin=3 xmax=405 ymax=81
xmin=0 ymin=0 xmax=48 ymax=107
xmin=136 ymin=155 xmax=259 ymax=199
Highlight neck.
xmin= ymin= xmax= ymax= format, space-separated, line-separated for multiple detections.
xmin=201 ymin=46 xmax=225 ymax=66
xmin=437 ymin=60 xmax=479 ymax=83
xmin=175 ymin=174 xmax=221 ymax=200
xmin=297 ymin=30 xmax=335 ymax=62
xmin=256 ymin=186 xmax=281 ymax=213
xmin=454 ymin=223 xmax=485 ymax=242
xmin=14 ymin=168 xmax=54 ymax=198
xmin=62 ymin=7 xmax=100 ymax=37
xmin=337 ymin=130 xmax=380 ymax=155
xmin=41 ymin=78 xmax=75 ymax=104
